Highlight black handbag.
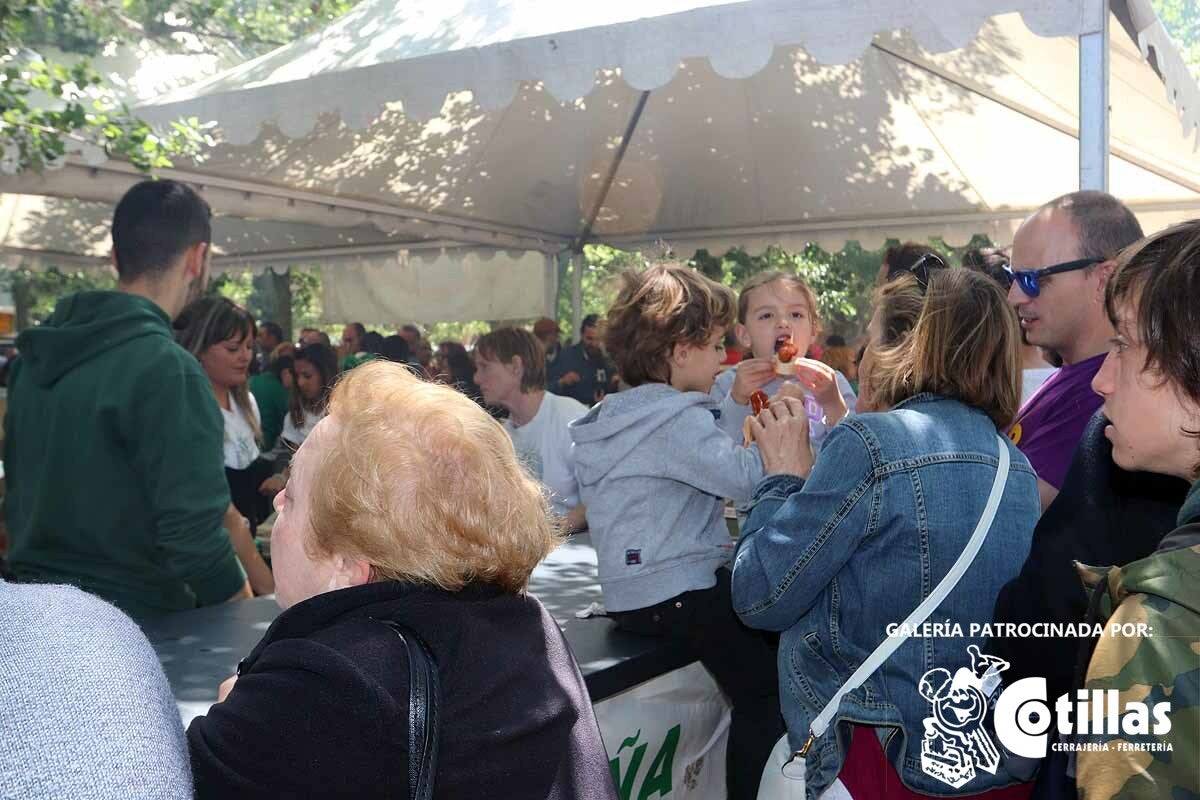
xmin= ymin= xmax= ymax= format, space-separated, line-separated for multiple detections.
xmin=378 ymin=620 xmax=440 ymax=800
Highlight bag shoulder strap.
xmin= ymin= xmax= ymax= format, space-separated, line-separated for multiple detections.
xmin=804 ymin=433 xmax=1012 ymax=748
xmin=378 ymin=619 xmax=440 ymax=800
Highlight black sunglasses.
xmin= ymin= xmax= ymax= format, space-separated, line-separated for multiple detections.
xmin=1003 ymin=258 xmax=1103 ymax=298
xmin=886 ymin=252 xmax=947 ymax=289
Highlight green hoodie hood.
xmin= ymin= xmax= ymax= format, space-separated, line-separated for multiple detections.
xmin=15 ymin=291 xmax=172 ymax=387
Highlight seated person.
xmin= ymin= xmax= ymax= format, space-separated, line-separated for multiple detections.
xmin=570 ymin=264 xmax=780 ymax=800
xmin=280 ymin=342 xmax=337 ymax=451
xmin=732 ymin=270 xmax=1040 ymax=799
xmin=337 ymin=322 xmax=366 ymax=371
xmin=1 ymin=577 xmax=192 ymax=799
xmin=259 ymin=342 xmax=339 ymax=497
xmin=249 ymin=354 xmax=293 ymax=453
xmin=186 ymin=361 xmax=615 ymax=798
xmin=474 ymin=327 xmax=589 ymax=532
xmin=436 ymin=340 xmax=486 ymax=406
xmin=174 ymin=297 xmax=274 ymax=596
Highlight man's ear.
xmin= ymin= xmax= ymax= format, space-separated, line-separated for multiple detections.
xmin=1093 ymin=259 xmax=1117 ymax=304
xmin=182 ymin=241 xmax=207 ymax=281
xmin=509 ymin=354 xmax=524 ymax=380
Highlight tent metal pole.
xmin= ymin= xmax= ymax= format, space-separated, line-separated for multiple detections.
xmin=572 ymin=90 xmax=651 ymax=250
xmin=572 ymin=252 xmax=584 ymax=343
xmin=1079 ymin=0 xmax=1110 ymax=191
xmin=543 ymin=252 xmax=559 ymax=319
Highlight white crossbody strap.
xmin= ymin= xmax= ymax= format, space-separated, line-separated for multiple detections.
xmin=797 ymin=433 xmax=1012 ymax=756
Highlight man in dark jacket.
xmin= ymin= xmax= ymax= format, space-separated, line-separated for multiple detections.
xmin=990 ymin=409 xmax=1187 ymax=702
xmin=547 ymin=314 xmax=618 ymax=406
xmin=3 ymin=180 xmax=250 ymax=615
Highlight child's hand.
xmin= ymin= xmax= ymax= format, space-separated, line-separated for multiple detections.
xmin=792 ymin=358 xmax=849 ymax=425
xmin=731 ymin=358 xmax=776 ymax=404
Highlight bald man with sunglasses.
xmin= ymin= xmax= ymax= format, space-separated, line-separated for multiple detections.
xmin=988 ymin=196 xmax=1187 ymax=726
xmin=1004 ymin=191 xmax=1144 ymax=510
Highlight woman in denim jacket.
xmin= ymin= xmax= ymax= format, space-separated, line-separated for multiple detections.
xmin=732 ymin=270 xmax=1040 ymax=798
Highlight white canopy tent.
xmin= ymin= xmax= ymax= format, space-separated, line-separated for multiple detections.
xmin=2 ymin=0 xmax=1199 ymax=326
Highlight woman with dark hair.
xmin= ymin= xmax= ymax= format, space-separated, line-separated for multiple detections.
xmin=174 ymin=296 xmax=274 ymax=594
xmin=249 ymin=355 xmax=293 ymax=453
xmin=877 ymin=241 xmax=945 ymax=286
xmin=436 ymin=341 xmax=485 ymax=404
xmin=377 ymin=334 xmax=413 ymax=366
xmin=283 ymin=343 xmax=338 ymax=450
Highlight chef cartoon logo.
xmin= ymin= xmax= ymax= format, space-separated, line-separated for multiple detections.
xmin=917 ymin=645 xmax=1009 ymax=788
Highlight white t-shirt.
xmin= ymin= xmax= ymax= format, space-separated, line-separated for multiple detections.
xmin=503 ymin=392 xmax=589 ymax=517
xmin=281 ymin=407 xmax=324 ymax=447
xmin=1021 ymin=367 xmax=1059 ymax=407
xmin=222 ymin=390 xmax=261 ymax=470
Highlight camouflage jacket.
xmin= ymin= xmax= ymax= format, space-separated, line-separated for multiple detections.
xmin=1075 ymin=480 xmax=1200 ymax=800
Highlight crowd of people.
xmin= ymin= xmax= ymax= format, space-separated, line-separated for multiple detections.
xmin=1 ymin=178 xmax=1197 ymax=800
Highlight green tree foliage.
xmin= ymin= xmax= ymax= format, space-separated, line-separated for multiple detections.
xmin=1 ymin=0 xmax=360 ymax=174
xmin=19 ymin=0 xmax=361 ymax=58
xmin=1151 ymin=0 xmax=1200 ymax=79
xmin=211 ymin=266 xmax=327 ymax=342
xmin=4 ymin=0 xmax=362 ymax=331
xmin=689 ymin=244 xmax=871 ymax=336
xmin=0 ymin=267 xmax=115 ymax=328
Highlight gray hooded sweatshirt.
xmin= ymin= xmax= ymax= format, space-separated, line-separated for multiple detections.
xmin=569 ymin=383 xmax=765 ymax=612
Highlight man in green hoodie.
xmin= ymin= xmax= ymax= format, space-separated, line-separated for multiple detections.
xmin=1072 ymin=218 xmax=1200 ymax=799
xmin=4 ymin=180 xmax=251 ymax=616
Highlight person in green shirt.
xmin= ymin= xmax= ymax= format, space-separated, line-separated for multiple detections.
xmin=337 ymin=321 xmax=366 ymax=372
xmin=3 ymin=179 xmax=251 ymax=616
xmin=249 ymin=354 xmax=292 ymax=453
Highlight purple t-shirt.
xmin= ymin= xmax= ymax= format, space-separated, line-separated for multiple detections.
xmin=1006 ymin=352 xmax=1105 ymax=489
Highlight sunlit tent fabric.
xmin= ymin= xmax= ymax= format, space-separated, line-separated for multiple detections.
xmin=2 ymin=0 xmax=1199 ymax=323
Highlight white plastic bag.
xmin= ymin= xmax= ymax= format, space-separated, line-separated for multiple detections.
xmin=757 ymin=735 xmax=854 ymax=800
xmin=594 ymin=662 xmax=731 ymax=800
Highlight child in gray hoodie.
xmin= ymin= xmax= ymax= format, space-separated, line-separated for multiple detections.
xmin=569 ymin=264 xmax=783 ymax=800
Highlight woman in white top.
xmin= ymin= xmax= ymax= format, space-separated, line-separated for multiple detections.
xmin=175 ymin=297 xmax=274 ymax=595
xmin=282 ymin=342 xmax=338 ymax=448
xmin=474 ymin=327 xmax=589 ymax=532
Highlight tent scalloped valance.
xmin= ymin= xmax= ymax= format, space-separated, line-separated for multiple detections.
xmin=139 ymin=0 xmax=1104 ymax=144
